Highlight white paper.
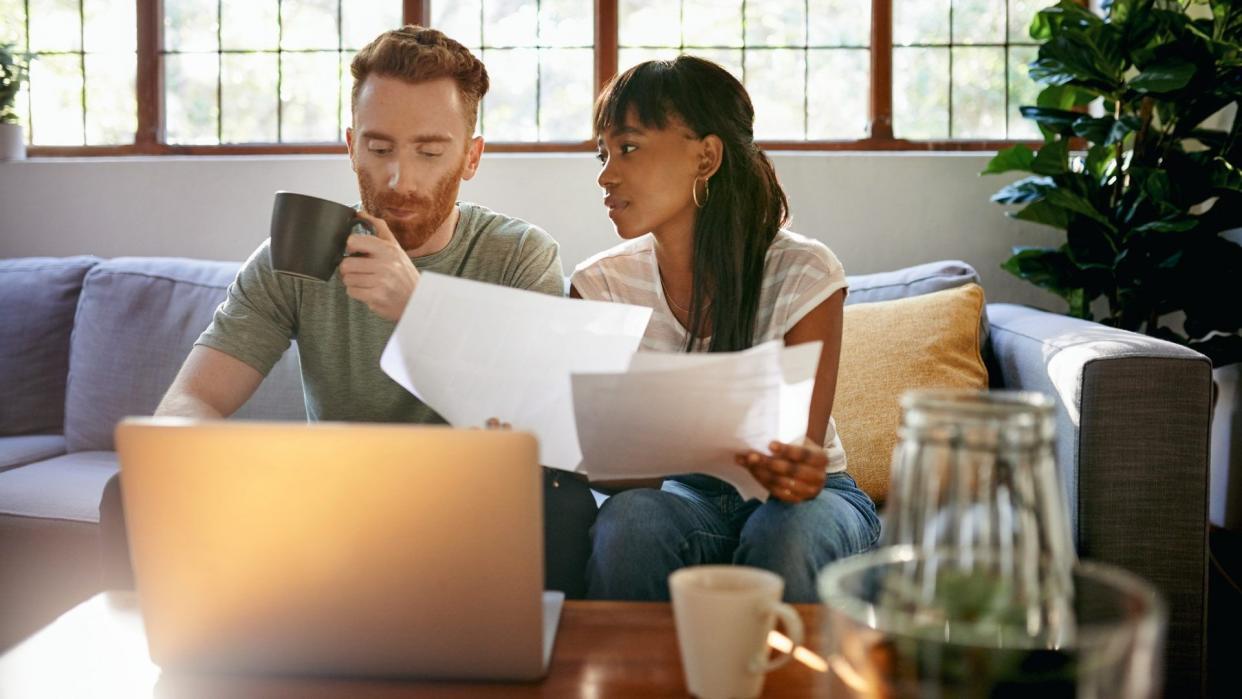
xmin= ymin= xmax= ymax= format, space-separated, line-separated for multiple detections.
xmin=572 ymin=341 xmax=822 ymax=501
xmin=380 ymin=272 xmax=652 ymax=470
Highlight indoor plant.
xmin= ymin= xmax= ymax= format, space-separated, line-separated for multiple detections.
xmin=984 ymin=0 xmax=1242 ymax=366
xmin=1 ymin=42 xmax=28 ymax=160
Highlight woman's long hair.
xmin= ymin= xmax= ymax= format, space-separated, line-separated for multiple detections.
xmin=593 ymin=56 xmax=789 ymax=352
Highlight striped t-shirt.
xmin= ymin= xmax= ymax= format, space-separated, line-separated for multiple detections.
xmin=571 ymin=229 xmax=849 ymax=474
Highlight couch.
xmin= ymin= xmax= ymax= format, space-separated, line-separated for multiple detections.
xmin=0 ymin=255 xmax=1212 ymax=693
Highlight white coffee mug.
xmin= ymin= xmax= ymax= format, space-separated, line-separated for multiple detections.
xmin=670 ymin=565 xmax=805 ymax=699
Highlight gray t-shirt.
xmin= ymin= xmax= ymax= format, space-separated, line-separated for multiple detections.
xmin=197 ymin=201 xmax=564 ymax=424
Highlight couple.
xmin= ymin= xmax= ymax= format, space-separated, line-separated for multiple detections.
xmin=102 ymin=25 xmax=879 ymax=603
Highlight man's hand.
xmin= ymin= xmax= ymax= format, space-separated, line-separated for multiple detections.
xmin=735 ymin=440 xmax=828 ymax=503
xmin=339 ymin=210 xmax=420 ymax=322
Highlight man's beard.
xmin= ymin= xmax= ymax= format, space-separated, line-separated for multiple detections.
xmin=357 ymin=162 xmax=462 ymax=251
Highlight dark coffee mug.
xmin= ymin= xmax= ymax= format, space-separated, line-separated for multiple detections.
xmin=269 ymin=191 xmax=374 ymax=281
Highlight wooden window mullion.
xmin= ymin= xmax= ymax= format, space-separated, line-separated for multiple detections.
xmin=404 ymin=0 xmax=430 ymax=26
xmin=595 ymin=0 xmax=618 ymax=96
xmin=135 ymin=0 xmax=163 ymax=153
xmin=869 ymin=0 xmax=893 ymax=141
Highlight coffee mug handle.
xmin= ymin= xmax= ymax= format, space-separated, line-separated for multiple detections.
xmin=751 ymin=601 xmax=804 ymax=673
xmin=349 ymin=217 xmax=376 ymax=237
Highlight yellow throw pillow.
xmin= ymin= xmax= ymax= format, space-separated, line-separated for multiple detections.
xmin=833 ymin=283 xmax=989 ymax=503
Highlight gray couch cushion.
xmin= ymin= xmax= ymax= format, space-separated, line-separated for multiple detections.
xmin=0 ymin=435 xmax=67 ymax=473
xmin=63 ymin=258 xmax=307 ymax=452
xmin=0 ymin=451 xmax=118 ymax=522
xmin=0 ymin=256 xmax=100 ymax=436
xmin=845 ymin=260 xmax=981 ymax=305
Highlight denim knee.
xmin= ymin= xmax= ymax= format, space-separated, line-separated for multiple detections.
xmin=586 ymin=489 xmax=688 ymax=600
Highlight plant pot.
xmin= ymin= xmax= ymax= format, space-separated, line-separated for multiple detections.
xmin=1211 ymin=364 xmax=1242 ymax=530
xmin=0 ymin=123 xmax=26 ymax=161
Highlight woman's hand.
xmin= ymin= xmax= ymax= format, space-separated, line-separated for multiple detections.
xmin=735 ymin=440 xmax=827 ymax=503
xmin=484 ymin=418 xmax=512 ymax=430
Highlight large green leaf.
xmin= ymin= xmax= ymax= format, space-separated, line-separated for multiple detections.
xmin=1046 ymin=187 xmax=1116 ymax=229
xmin=1066 ymin=218 xmax=1119 ymax=270
xmin=1030 ymin=1 xmax=1103 ymax=42
xmin=981 ymin=144 xmax=1035 ymax=175
xmin=1011 ymin=200 xmax=1073 ymax=229
xmin=1130 ymin=57 xmax=1199 ymax=92
xmin=1018 ymin=106 xmax=1080 ymax=138
xmin=1085 ymin=143 xmax=1116 ymax=184
xmin=1002 ymin=247 xmax=1081 ymax=299
xmin=991 ymin=176 xmax=1055 ymax=205
xmin=1133 ymin=216 xmax=1199 ymax=234
xmin=1210 ymin=156 xmax=1242 ymax=193
xmin=1032 ymin=139 xmax=1071 ymax=175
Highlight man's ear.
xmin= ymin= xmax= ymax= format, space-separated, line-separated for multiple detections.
xmin=699 ymin=134 xmax=723 ymax=179
xmin=345 ymin=126 xmax=358 ymax=172
xmin=460 ymin=135 xmax=485 ymax=181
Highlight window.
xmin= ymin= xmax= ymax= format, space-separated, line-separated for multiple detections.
xmin=6 ymin=1 xmax=1055 ymax=155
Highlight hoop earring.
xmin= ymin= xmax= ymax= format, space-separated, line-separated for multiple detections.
xmin=692 ymin=176 xmax=710 ymax=209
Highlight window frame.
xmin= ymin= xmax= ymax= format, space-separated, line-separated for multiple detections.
xmin=26 ymin=0 xmax=1047 ymax=157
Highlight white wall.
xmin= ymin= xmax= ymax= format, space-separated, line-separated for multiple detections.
xmin=0 ymin=152 xmax=1063 ymax=309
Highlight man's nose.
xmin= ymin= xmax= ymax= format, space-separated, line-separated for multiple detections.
xmin=597 ymin=157 xmax=617 ymax=189
xmin=386 ymin=158 xmax=419 ymax=194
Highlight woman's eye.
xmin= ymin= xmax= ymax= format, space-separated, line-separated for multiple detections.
xmin=420 ymin=151 xmax=443 ymax=158
xmin=595 ymin=151 xmax=607 ymax=164
xmin=621 ymin=144 xmax=637 ymax=154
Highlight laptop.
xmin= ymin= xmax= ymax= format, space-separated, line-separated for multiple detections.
xmin=114 ymin=417 xmax=562 ymax=681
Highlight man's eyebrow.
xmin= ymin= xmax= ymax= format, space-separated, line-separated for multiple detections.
xmin=358 ymin=130 xmax=454 ymax=144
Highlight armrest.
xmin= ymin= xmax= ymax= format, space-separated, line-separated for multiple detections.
xmin=986 ymin=303 xmax=1211 ymax=693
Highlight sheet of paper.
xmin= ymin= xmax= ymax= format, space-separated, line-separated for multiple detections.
xmin=380 ymin=272 xmax=652 ymax=470
xmin=572 ymin=341 xmax=822 ymax=501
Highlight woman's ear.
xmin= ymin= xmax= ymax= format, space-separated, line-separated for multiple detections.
xmin=699 ymin=134 xmax=723 ymax=179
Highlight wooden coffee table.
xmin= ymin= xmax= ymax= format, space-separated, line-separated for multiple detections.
xmin=0 ymin=592 xmax=838 ymax=697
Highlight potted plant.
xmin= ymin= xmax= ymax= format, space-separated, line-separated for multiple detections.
xmin=1 ymin=42 xmax=29 ymax=161
xmin=983 ymin=0 xmax=1242 ymax=530
xmin=984 ymin=0 xmax=1241 ymax=365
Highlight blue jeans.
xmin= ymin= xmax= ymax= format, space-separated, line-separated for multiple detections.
xmin=586 ymin=472 xmax=881 ymax=603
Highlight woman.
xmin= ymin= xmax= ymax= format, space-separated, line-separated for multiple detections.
xmin=571 ymin=56 xmax=880 ymax=603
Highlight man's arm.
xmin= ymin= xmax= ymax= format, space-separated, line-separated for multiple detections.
xmin=154 ymin=345 xmax=265 ymax=418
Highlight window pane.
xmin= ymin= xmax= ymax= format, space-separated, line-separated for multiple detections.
xmin=808 ymin=48 xmax=868 ymax=139
xmin=84 ymin=0 xmax=136 ymax=53
xmin=340 ymin=50 xmax=354 ymax=139
xmin=480 ymin=48 xmax=536 ymax=140
xmin=281 ymin=0 xmax=337 ymax=51
xmin=953 ymin=0 xmax=1005 ymax=45
xmin=483 ymin=0 xmax=538 ymax=48
xmin=893 ymin=0 xmax=949 ymax=46
xmin=281 ymin=51 xmax=340 ymax=141
xmin=539 ymin=0 xmax=593 ymax=48
xmin=745 ymin=0 xmax=805 ymax=47
xmin=1008 ymin=0 xmax=1046 ymax=43
xmin=84 ymin=52 xmax=135 ymax=143
xmin=1007 ymin=45 xmax=1041 ymax=139
xmin=165 ymin=52 xmax=218 ymax=144
xmin=952 ymin=46 xmax=1005 ymax=138
xmin=221 ymin=0 xmax=279 ymax=52
xmin=343 ymin=0 xmax=401 ymax=51
xmin=432 ymin=0 xmax=483 ymax=49
xmin=0 ymin=0 xmax=25 ymax=50
xmin=893 ymin=47 xmax=949 ymax=139
xmin=808 ymin=0 xmax=871 ymax=48
xmin=692 ymin=49 xmax=743 ymax=82
xmin=746 ymin=48 xmax=805 ymax=140
xmin=619 ymin=0 xmax=679 ymax=47
xmin=618 ymin=47 xmax=680 ymax=74
xmin=221 ymin=52 xmax=277 ymax=142
xmin=29 ymin=54 xmax=83 ymax=144
xmin=164 ymin=0 xmax=218 ymax=53
xmin=29 ymin=0 xmax=82 ymax=52
xmin=539 ymin=48 xmax=592 ymax=140
xmin=683 ymin=0 xmax=742 ymax=48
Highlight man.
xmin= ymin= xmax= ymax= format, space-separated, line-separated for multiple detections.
xmin=100 ymin=26 xmax=595 ymax=597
